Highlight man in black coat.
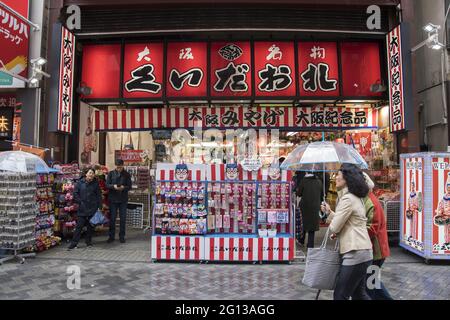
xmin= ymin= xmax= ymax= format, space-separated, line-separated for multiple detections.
xmin=106 ymin=159 xmax=132 ymax=243
xmin=68 ymin=168 xmax=102 ymax=250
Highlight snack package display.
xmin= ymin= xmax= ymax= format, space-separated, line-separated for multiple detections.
xmin=223 ymin=215 xmax=231 ymax=229
xmin=207 ymin=215 xmax=216 ymax=231
xmin=215 ymin=214 xmax=223 ymax=229
xmin=197 ymin=218 xmax=206 ymax=234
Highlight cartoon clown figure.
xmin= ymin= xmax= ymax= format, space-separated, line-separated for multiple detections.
xmin=406 ymin=176 xmax=419 ymax=243
xmin=434 ymin=173 xmax=450 ymax=248
xmin=225 ymin=163 xmax=239 ymax=180
xmin=175 ymin=164 xmax=189 ymax=181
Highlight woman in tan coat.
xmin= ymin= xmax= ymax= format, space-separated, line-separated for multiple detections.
xmin=321 ymin=164 xmax=373 ymax=300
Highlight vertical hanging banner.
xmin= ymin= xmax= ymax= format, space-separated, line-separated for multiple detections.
xmin=254 ymin=42 xmax=296 ymax=98
xmin=402 ymin=157 xmax=424 ymax=252
xmin=387 ymin=24 xmax=412 ymax=132
xmin=166 ymin=42 xmax=207 ymax=99
xmin=48 ymin=23 xmax=76 ymax=133
xmin=0 ymin=0 xmax=30 ymax=88
xmin=123 ymin=43 xmax=164 ymax=99
xmin=210 ymin=42 xmax=252 ymax=98
xmin=57 ymin=26 xmax=76 ymax=133
xmin=298 ymin=42 xmax=339 ymax=97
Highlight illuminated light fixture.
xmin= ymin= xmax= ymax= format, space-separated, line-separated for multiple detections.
xmin=29 ymin=78 xmax=39 ymax=85
xmin=431 ymin=42 xmax=445 ymax=50
xmin=412 ymin=23 xmax=444 ymax=53
xmin=423 ymin=23 xmax=440 ymax=33
xmin=30 ymin=57 xmax=47 ymax=66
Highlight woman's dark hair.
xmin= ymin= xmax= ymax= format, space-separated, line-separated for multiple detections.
xmin=84 ymin=168 xmax=96 ymax=176
xmin=339 ymin=163 xmax=369 ymax=198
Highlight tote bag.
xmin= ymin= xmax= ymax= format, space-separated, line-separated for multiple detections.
xmin=302 ymin=228 xmax=341 ymax=291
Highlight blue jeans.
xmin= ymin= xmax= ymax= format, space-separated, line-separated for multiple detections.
xmin=109 ymin=202 xmax=127 ymax=240
xmin=366 ymin=259 xmax=394 ymax=300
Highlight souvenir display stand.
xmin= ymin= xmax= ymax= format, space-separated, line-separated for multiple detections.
xmin=400 ymin=153 xmax=450 ymax=262
xmin=151 ymin=164 xmax=295 ymax=263
xmin=0 ymin=172 xmax=38 ymax=264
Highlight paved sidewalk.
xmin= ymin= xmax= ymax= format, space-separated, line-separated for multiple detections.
xmin=0 ymin=228 xmax=449 ymax=300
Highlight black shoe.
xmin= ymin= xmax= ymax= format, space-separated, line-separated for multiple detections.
xmin=67 ymin=243 xmax=77 ymax=250
xmin=107 ymin=238 xmax=114 ymax=243
xmin=120 ymin=238 xmax=126 ymax=243
xmin=86 ymin=243 xmax=93 ymax=248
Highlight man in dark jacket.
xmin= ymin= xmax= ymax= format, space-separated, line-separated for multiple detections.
xmin=106 ymin=159 xmax=132 ymax=243
xmin=68 ymin=168 xmax=102 ymax=250
xmin=297 ymin=172 xmax=323 ymax=248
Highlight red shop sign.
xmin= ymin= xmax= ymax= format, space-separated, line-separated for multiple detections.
xmin=0 ymin=94 xmax=17 ymax=107
xmin=210 ymin=42 xmax=252 ymax=97
xmin=115 ymin=150 xmax=144 ymax=164
xmin=298 ymin=42 xmax=339 ymax=97
xmin=81 ymin=44 xmax=121 ymax=99
xmin=0 ymin=1 xmax=30 ymax=80
xmin=254 ymin=42 xmax=296 ymax=97
xmin=340 ymin=42 xmax=382 ymax=97
xmin=123 ymin=43 xmax=164 ymax=99
xmin=166 ymin=42 xmax=207 ymax=98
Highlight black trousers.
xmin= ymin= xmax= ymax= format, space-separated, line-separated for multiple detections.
xmin=109 ymin=202 xmax=127 ymax=240
xmin=300 ymin=231 xmax=315 ymax=248
xmin=334 ymin=261 xmax=372 ymax=300
xmin=71 ymin=216 xmax=94 ymax=245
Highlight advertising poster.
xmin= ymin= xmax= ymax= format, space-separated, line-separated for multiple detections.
xmin=431 ymin=157 xmax=450 ymax=254
xmin=402 ymin=157 xmax=424 ymax=252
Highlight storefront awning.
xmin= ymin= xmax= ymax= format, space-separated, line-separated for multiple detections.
xmin=94 ymin=106 xmax=378 ymax=131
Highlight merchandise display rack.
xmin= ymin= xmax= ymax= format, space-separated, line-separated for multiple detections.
xmin=0 ymin=172 xmax=37 ymax=264
xmin=151 ymin=164 xmax=296 ymax=263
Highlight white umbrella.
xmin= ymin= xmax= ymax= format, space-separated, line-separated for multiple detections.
xmin=280 ymin=141 xmax=368 ymax=202
xmin=0 ymin=151 xmax=53 ymax=173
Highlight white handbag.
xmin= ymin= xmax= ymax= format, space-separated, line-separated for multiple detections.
xmin=302 ymin=228 xmax=341 ymax=291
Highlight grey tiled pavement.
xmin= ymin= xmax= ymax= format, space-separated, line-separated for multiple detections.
xmin=0 ymin=228 xmax=449 ymax=300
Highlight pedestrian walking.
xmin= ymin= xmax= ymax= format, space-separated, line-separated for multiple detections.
xmin=321 ymin=164 xmax=373 ymax=300
xmin=363 ymin=172 xmax=393 ymax=300
xmin=68 ymin=168 xmax=102 ymax=250
xmin=297 ymin=172 xmax=323 ymax=248
xmin=106 ymin=159 xmax=132 ymax=243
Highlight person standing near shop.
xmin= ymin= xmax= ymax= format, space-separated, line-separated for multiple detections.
xmin=68 ymin=168 xmax=102 ymax=250
xmin=321 ymin=164 xmax=373 ymax=300
xmin=362 ymin=172 xmax=393 ymax=300
xmin=297 ymin=172 xmax=323 ymax=248
xmin=106 ymin=159 xmax=132 ymax=243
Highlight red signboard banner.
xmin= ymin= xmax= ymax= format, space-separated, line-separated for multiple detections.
xmin=210 ymin=42 xmax=252 ymax=97
xmin=95 ymin=106 xmax=378 ymax=131
xmin=298 ymin=42 xmax=339 ymax=97
xmin=387 ymin=26 xmax=405 ymax=132
xmin=341 ymin=42 xmax=382 ymax=97
xmin=81 ymin=44 xmax=121 ymax=99
xmin=166 ymin=42 xmax=208 ymax=98
xmin=0 ymin=94 xmax=17 ymax=107
xmin=123 ymin=43 xmax=164 ymax=99
xmin=114 ymin=149 xmax=144 ymax=164
xmin=0 ymin=1 xmax=30 ymax=79
xmin=57 ymin=26 xmax=75 ymax=133
xmin=254 ymin=42 xmax=296 ymax=97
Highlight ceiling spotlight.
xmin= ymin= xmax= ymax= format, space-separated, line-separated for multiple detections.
xmin=423 ymin=23 xmax=440 ymax=33
xmin=30 ymin=57 xmax=47 ymax=66
xmin=29 ymin=78 xmax=39 ymax=85
xmin=431 ymin=43 xmax=445 ymax=50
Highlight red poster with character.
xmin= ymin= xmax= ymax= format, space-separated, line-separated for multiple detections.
xmin=254 ymin=42 xmax=296 ymax=97
xmin=123 ymin=43 xmax=164 ymax=98
xmin=0 ymin=0 xmax=30 ymax=85
xmin=210 ymin=42 xmax=252 ymax=97
xmin=166 ymin=42 xmax=207 ymax=98
xmin=298 ymin=42 xmax=339 ymax=97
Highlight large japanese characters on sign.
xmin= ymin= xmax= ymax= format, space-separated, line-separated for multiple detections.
xmin=0 ymin=0 xmax=29 ymax=88
xmin=0 ymin=94 xmax=17 ymax=108
xmin=0 ymin=107 xmax=14 ymax=140
xmin=254 ymin=42 xmax=296 ymax=97
xmin=298 ymin=42 xmax=339 ymax=97
xmin=402 ymin=157 xmax=424 ymax=252
xmin=387 ymin=25 xmax=405 ymax=132
xmin=210 ymin=42 xmax=252 ymax=97
xmin=95 ymin=106 xmax=378 ymax=131
xmin=57 ymin=26 xmax=76 ymax=133
xmin=166 ymin=42 xmax=208 ymax=98
xmin=123 ymin=43 xmax=164 ymax=99
xmin=431 ymin=158 xmax=450 ymax=255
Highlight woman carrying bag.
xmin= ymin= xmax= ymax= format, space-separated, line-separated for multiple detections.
xmin=321 ymin=164 xmax=373 ymax=300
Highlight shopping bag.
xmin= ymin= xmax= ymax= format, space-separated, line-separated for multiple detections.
xmin=302 ymin=228 xmax=341 ymax=291
xmin=89 ymin=210 xmax=108 ymax=226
